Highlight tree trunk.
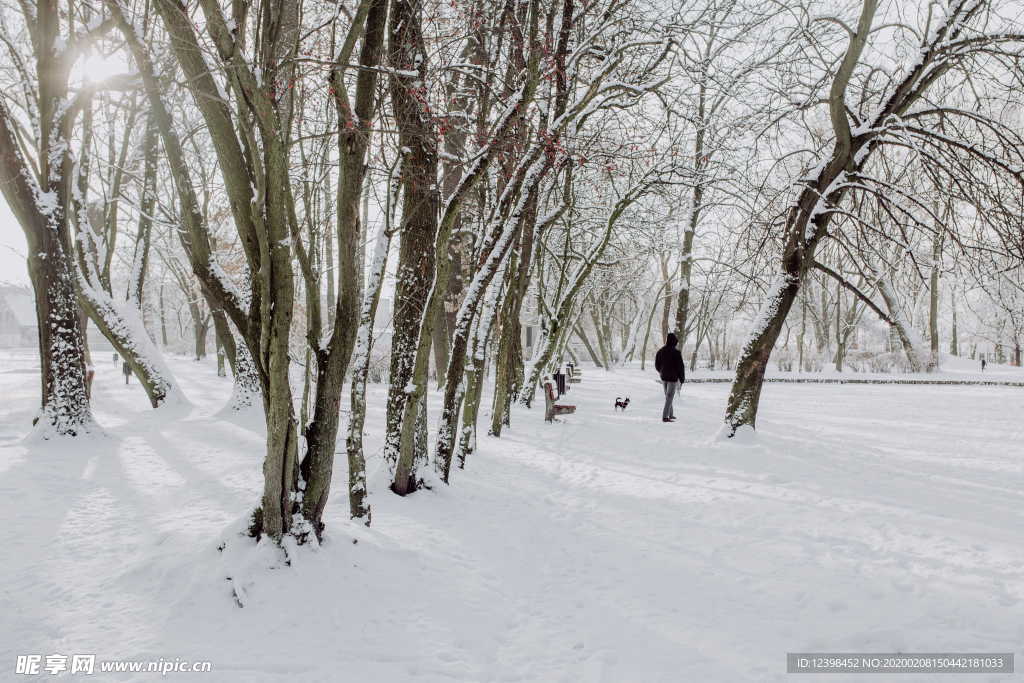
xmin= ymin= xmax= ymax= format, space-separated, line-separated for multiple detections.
xmin=674 ymin=108 xmax=705 ymax=341
xmin=458 ymin=357 xmax=485 ymax=467
xmin=298 ymin=0 xmax=389 ymax=535
xmin=433 ymin=198 xmax=525 ymax=480
xmin=431 ymin=310 xmax=450 ymax=385
xmin=0 ymin=25 xmax=92 ymax=436
xmin=573 ymin=323 xmax=603 ymax=368
xmin=797 ymin=295 xmax=806 ymax=372
xmin=226 ymin=340 xmax=260 ymax=412
xmin=128 ymin=112 xmax=158 ymax=309
xmin=112 ymin=0 xmax=306 ymax=542
xmin=189 ymin=303 xmax=208 ymax=360
xmin=949 ymin=292 xmax=958 ymax=355
xmin=490 ymin=207 xmax=535 ymax=434
xmin=877 ymin=273 xmax=925 ymax=373
xmin=216 ymin=335 xmax=227 ymax=377
xmin=73 ymin=120 xmax=177 ymax=408
xmin=159 ymin=283 xmax=169 ymax=347
xmin=385 ymin=0 xmax=442 ymax=496
xmin=402 ymin=0 xmax=546 ymax=487
xmin=29 ymin=249 xmax=93 ymax=435
xmin=928 ymin=231 xmax=943 ymax=371
xmin=659 ymin=257 xmax=673 ymax=340
xmin=345 ymin=217 xmax=393 ymax=523
xmin=29 ymin=239 xmax=92 ymax=432
xmin=78 ymin=284 xmax=176 ymax=407
xmin=489 ymin=308 xmax=515 ymax=437
xmin=724 ymin=274 xmax=801 ymax=434
xmin=456 ymin=283 xmax=501 ymax=471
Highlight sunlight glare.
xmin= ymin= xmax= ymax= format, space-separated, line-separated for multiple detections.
xmin=75 ymin=50 xmax=130 ymax=84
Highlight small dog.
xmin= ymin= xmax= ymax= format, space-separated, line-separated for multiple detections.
xmin=614 ymin=397 xmax=630 ymax=411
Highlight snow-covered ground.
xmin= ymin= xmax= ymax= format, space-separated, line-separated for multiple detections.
xmin=686 ymin=352 xmax=1024 ymax=383
xmin=1 ymin=349 xmax=1022 ymax=682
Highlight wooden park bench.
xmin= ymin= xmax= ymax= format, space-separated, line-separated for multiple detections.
xmin=543 ymin=379 xmax=576 ymax=423
xmin=566 ymin=364 xmax=582 ymax=384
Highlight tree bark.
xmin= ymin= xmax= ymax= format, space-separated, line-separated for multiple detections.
xmin=659 ymin=257 xmax=673 ymax=340
xmin=300 ymin=0 xmax=389 ymax=534
xmin=345 ymin=214 xmax=394 ymax=523
xmin=0 ymin=3 xmax=92 ymax=435
xmin=724 ymin=273 xmax=801 ymax=433
xmin=385 ymin=0 xmax=442 ymax=496
xmin=928 ymin=231 xmax=943 ymax=371
xmin=877 ymin=273 xmax=925 ymax=373
xmin=674 ymin=76 xmax=707 ymax=342
xmin=949 ymin=292 xmax=958 ymax=355
xmin=573 ymin=323 xmax=603 ymax=368
xmin=159 ymin=283 xmax=169 ymax=347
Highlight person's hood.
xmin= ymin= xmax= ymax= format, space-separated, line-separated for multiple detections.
xmin=666 ymin=333 xmax=678 ymax=347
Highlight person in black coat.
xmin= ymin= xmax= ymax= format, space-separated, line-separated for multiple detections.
xmin=654 ymin=332 xmax=685 ymax=422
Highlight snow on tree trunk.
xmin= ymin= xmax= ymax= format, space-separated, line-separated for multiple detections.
xmin=724 ymin=273 xmax=801 ymax=436
xmin=0 ymin=16 xmax=93 ymax=437
xmin=226 ymin=341 xmax=260 ymax=413
xmin=29 ymin=237 xmax=95 ymax=437
xmin=433 ymin=157 xmax=549 ymax=480
xmin=928 ymin=231 xmax=943 ymax=372
xmin=454 ymin=269 xmax=505 ymax=472
xmin=344 ymin=220 xmax=393 ymax=522
xmin=292 ymin=0 xmax=389 ymax=537
xmin=877 ymin=274 xmax=926 ymax=374
xmin=383 ymin=0 xmax=443 ymax=497
xmin=78 ymin=279 xmax=180 ymax=408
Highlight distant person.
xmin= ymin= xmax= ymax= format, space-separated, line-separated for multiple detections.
xmin=654 ymin=332 xmax=686 ymax=423
xmin=981 ymin=358 xmax=987 ymax=372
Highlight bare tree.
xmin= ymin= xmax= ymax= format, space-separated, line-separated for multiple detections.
xmin=0 ymin=0 xmax=111 ymax=435
xmin=724 ymin=0 xmax=1024 ymax=435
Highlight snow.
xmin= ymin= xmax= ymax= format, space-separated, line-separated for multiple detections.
xmin=77 ymin=277 xmax=182 ymax=407
xmin=738 ymin=273 xmax=797 ymax=361
xmin=1 ymin=350 xmax=1022 ymax=681
xmin=694 ymin=352 xmax=1024 ymax=385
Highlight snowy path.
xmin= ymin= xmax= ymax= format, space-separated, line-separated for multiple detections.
xmin=1 ymin=351 xmax=1022 ymax=682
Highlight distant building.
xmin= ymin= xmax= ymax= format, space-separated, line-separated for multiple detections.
xmin=0 ymin=285 xmax=36 ymax=347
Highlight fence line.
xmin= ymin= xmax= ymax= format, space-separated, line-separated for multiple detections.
xmin=687 ymin=377 xmax=1024 ymax=387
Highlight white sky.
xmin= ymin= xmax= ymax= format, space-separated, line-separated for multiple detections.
xmin=0 ymin=51 xmax=130 ymax=288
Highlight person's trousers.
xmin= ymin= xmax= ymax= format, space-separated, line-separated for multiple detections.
xmin=662 ymin=380 xmax=677 ymax=420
